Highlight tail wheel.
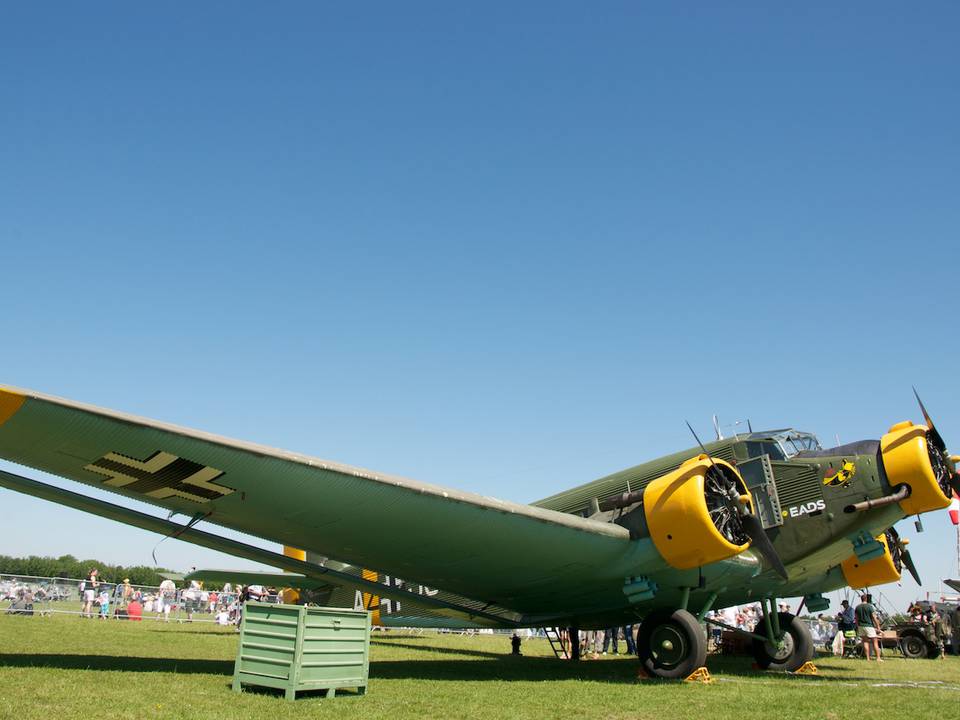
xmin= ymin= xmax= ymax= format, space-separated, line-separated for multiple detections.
xmin=637 ymin=609 xmax=706 ymax=679
xmin=751 ymin=613 xmax=813 ymax=671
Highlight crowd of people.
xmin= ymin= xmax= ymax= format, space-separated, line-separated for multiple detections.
xmin=75 ymin=567 xmax=280 ymax=625
xmin=554 ymin=625 xmax=638 ymax=658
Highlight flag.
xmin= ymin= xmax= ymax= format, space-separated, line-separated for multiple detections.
xmin=949 ymin=491 xmax=959 ymax=525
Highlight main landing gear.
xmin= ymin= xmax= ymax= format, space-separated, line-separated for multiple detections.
xmin=637 ymin=609 xmax=706 ymax=679
xmin=635 ymin=597 xmax=814 ymax=679
xmin=750 ymin=608 xmax=814 ymax=672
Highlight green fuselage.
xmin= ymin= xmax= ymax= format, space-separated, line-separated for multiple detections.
xmin=529 ymin=431 xmax=906 ymax=628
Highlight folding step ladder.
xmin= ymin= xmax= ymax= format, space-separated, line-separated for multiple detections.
xmin=544 ymin=627 xmax=569 ymax=659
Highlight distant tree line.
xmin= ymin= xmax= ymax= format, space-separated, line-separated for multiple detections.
xmin=0 ymin=554 xmax=174 ymax=587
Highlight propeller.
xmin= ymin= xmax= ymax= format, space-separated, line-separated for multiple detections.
xmin=887 ymin=526 xmax=921 ymax=585
xmin=741 ymin=512 xmax=789 ymax=580
xmin=912 ymin=387 xmax=960 ymax=496
xmin=685 ymin=422 xmax=789 ymax=580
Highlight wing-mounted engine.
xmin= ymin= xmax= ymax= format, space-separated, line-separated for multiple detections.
xmin=840 ymin=530 xmax=902 ymax=588
xmin=642 ymin=455 xmax=754 ymax=569
xmin=880 ymin=421 xmax=953 ymax=516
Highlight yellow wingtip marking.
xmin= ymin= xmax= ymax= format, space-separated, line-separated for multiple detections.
xmin=0 ymin=389 xmax=26 ymax=426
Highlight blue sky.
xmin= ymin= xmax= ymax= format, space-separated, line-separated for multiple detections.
xmin=1 ymin=2 xmax=958 ymax=613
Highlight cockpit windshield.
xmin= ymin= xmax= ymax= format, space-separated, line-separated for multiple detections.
xmin=776 ymin=432 xmax=820 ymax=457
xmin=740 ymin=429 xmax=821 ymax=459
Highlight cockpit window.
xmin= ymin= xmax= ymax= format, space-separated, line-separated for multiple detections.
xmin=745 ymin=441 xmax=785 ymax=461
xmin=740 ymin=430 xmax=821 ymax=460
xmin=778 ymin=434 xmax=820 ymax=456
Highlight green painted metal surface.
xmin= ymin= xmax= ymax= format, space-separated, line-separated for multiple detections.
xmin=233 ymin=602 xmax=370 ymax=700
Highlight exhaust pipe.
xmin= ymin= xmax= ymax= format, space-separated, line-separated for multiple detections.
xmin=843 ymin=484 xmax=910 ymax=514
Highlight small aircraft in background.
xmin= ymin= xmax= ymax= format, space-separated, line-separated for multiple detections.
xmin=0 ymin=386 xmax=955 ymax=678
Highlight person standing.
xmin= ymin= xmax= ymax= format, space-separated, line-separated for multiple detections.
xmin=602 ymin=627 xmax=619 ymax=654
xmin=854 ymin=593 xmax=883 ymax=662
xmin=97 ymin=588 xmax=110 ymax=620
xmin=929 ymin=607 xmax=946 ymax=659
xmin=82 ymin=568 xmax=99 ymax=618
xmin=158 ymin=578 xmax=176 ymax=622
xmin=622 ymin=624 xmax=636 ymax=655
xmin=184 ymin=580 xmax=201 ymax=622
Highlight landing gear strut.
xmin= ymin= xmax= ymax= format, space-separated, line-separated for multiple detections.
xmin=637 ymin=609 xmax=706 ymax=679
xmin=751 ymin=611 xmax=813 ymax=671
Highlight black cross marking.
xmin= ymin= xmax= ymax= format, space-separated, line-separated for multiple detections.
xmin=84 ymin=450 xmax=234 ymax=504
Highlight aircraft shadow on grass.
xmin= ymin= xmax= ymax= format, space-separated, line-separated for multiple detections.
xmin=0 ymin=650 xmax=868 ymax=684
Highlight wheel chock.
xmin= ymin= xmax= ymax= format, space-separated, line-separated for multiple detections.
xmin=637 ymin=667 xmax=653 ymax=680
xmin=792 ymin=662 xmax=819 ymax=676
xmin=684 ymin=667 xmax=714 ymax=684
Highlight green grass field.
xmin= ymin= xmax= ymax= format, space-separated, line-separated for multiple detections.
xmin=1 ymin=612 xmax=957 ymax=720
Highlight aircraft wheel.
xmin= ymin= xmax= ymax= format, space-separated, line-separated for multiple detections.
xmin=751 ymin=613 xmax=813 ymax=671
xmin=637 ymin=609 xmax=706 ymax=679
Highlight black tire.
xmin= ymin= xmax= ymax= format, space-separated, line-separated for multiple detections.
xmin=899 ymin=632 xmax=928 ymax=659
xmin=637 ymin=609 xmax=707 ymax=679
xmin=751 ymin=612 xmax=814 ymax=671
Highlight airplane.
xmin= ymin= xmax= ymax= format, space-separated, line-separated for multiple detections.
xmin=0 ymin=385 xmax=956 ymax=679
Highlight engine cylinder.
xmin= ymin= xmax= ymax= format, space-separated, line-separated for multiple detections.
xmin=642 ymin=455 xmax=753 ymax=570
xmin=880 ymin=421 xmax=951 ymax=516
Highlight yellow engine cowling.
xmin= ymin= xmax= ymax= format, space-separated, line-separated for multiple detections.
xmin=841 ymin=534 xmax=901 ymax=588
xmin=880 ymin=421 xmax=951 ymax=516
xmin=642 ymin=455 xmax=753 ymax=569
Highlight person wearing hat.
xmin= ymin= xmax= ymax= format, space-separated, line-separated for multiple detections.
xmin=121 ymin=578 xmax=133 ymax=606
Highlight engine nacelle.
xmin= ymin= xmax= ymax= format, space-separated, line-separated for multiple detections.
xmin=840 ymin=532 xmax=901 ymax=588
xmin=880 ymin=421 xmax=952 ymax=516
xmin=642 ymin=455 xmax=753 ymax=570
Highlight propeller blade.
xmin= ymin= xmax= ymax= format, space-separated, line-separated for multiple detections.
xmin=685 ymin=421 xmax=740 ymax=500
xmin=913 ymin=386 xmax=946 ymax=451
xmin=888 ymin=525 xmax=922 ymax=585
xmin=901 ymin=547 xmax=922 ymax=585
xmin=741 ymin=513 xmax=789 ymax=580
xmin=949 ymin=474 xmax=960 ymax=496
xmin=912 ymin=387 xmax=960 ymax=495
xmin=686 ymin=421 xmax=720 ymax=470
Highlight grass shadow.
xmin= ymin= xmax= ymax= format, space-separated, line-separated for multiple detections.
xmin=232 ymin=684 xmax=365 ymax=700
xmin=369 ymin=654 xmax=645 ymax=683
xmin=370 ymin=639 xmax=507 ymax=660
xmin=0 ymin=653 xmax=232 ymax=675
xmin=144 ymin=628 xmax=238 ymax=636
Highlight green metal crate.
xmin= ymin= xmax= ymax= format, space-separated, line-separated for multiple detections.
xmin=233 ymin=601 xmax=370 ymax=700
